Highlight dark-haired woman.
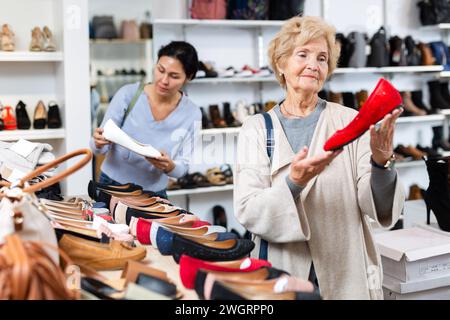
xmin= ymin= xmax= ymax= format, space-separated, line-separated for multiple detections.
xmin=91 ymin=41 xmax=201 ymax=198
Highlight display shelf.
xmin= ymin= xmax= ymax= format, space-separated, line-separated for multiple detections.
xmin=396 ymin=160 xmax=425 ymax=169
xmin=333 ymin=66 xmax=443 ymax=74
xmin=440 ymin=109 xmax=450 ymax=116
xmin=153 ymin=19 xmax=285 ymax=28
xmin=440 ymin=71 xmax=450 ymax=78
xmin=0 ymin=51 xmax=63 ymax=62
xmin=200 ymin=127 xmax=241 ymax=135
xmin=421 ymin=23 xmax=450 ymax=30
xmin=0 ymin=128 xmax=66 ymax=141
xmin=191 ymin=76 xmax=276 ymax=84
xmin=167 ymin=184 xmax=234 ymax=197
xmin=396 ymin=114 xmax=445 ymax=124
xmin=90 ymin=39 xmax=151 ymax=45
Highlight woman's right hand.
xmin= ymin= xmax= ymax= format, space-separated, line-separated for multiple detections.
xmin=289 ymin=146 xmax=342 ymax=187
xmin=93 ymin=127 xmax=111 ymax=149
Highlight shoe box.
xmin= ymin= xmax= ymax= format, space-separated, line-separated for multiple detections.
xmin=374 ymin=226 xmax=450 ymax=283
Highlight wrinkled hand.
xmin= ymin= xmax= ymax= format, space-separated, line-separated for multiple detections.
xmin=146 ymin=150 xmax=175 ymax=173
xmin=370 ymin=108 xmax=403 ymax=165
xmin=93 ymin=127 xmax=111 ymax=149
xmin=289 ymin=146 xmax=343 ymax=186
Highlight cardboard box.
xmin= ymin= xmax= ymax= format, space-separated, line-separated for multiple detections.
xmin=383 ymin=273 xmax=450 ymax=294
xmin=374 ymin=226 xmax=450 ymax=282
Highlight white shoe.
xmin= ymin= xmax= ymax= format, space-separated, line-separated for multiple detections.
xmin=235 ymin=100 xmax=249 ymax=124
xmin=103 ymin=119 xmax=161 ymax=158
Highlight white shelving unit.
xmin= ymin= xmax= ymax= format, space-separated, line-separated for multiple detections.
xmin=153 ymin=18 xmax=285 ymax=28
xmin=0 ymin=129 xmax=66 ymax=142
xmin=167 ymin=184 xmax=234 ymax=197
xmin=0 ymin=52 xmax=64 ymax=62
xmin=0 ymin=0 xmax=92 ymax=195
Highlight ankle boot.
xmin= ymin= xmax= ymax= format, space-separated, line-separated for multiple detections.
xmin=200 ymin=107 xmax=212 ymax=129
xmin=0 ymin=24 xmax=15 ymax=51
xmin=15 ymin=100 xmax=31 ymax=130
xmin=423 ymin=157 xmax=450 ymax=231
xmin=342 ymin=92 xmax=356 ymax=110
xmin=324 ymin=78 xmax=402 ymax=151
xmin=209 ymin=105 xmax=226 ymax=128
xmin=428 ymin=80 xmax=450 ymax=110
xmin=47 ymin=101 xmax=62 ymax=128
xmin=440 ymin=82 xmax=450 ymax=109
xmin=223 ymin=102 xmax=240 ymax=127
xmin=432 ymin=126 xmax=450 ymax=151
xmin=402 ymin=91 xmax=427 ymax=116
xmin=355 ymin=90 xmax=368 ymax=110
xmin=411 ymin=90 xmax=432 ymax=114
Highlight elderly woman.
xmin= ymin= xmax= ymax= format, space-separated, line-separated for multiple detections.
xmin=234 ymin=16 xmax=405 ymax=300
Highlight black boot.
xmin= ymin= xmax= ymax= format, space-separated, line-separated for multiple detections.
xmin=423 ymin=157 xmax=450 ymax=231
xmin=47 ymin=101 xmax=62 ymax=128
xmin=411 ymin=90 xmax=432 ymax=114
xmin=15 ymin=100 xmax=31 ymax=130
xmin=223 ymin=102 xmax=240 ymax=127
xmin=432 ymin=126 xmax=450 ymax=151
xmin=440 ymin=81 xmax=450 ymax=109
xmin=199 ymin=107 xmax=212 ymax=129
xmin=428 ymin=80 xmax=450 ymax=110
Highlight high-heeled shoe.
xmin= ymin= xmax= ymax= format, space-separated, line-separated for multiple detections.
xmin=15 ymin=100 xmax=31 ymax=130
xmin=0 ymin=24 xmax=15 ymax=51
xmin=33 ymin=100 xmax=47 ymax=129
xmin=29 ymin=26 xmax=44 ymax=51
xmin=324 ymin=78 xmax=402 ymax=151
xmin=42 ymin=26 xmax=56 ymax=52
xmin=423 ymin=156 xmax=450 ymax=231
xmin=2 ymin=105 xmax=17 ymax=130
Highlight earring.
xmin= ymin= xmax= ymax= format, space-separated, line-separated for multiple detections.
xmin=279 ymin=72 xmax=283 ymax=77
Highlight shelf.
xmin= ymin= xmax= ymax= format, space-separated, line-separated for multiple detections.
xmin=440 ymin=71 xmax=450 ymax=78
xmin=396 ymin=160 xmax=425 ymax=169
xmin=0 ymin=51 xmax=63 ymax=62
xmin=441 ymin=109 xmax=450 ymax=116
xmin=396 ymin=114 xmax=445 ymax=124
xmin=334 ymin=66 xmax=443 ymax=74
xmin=167 ymin=184 xmax=234 ymax=197
xmin=191 ymin=76 xmax=275 ymax=84
xmin=201 ymin=127 xmax=241 ymax=135
xmin=153 ymin=19 xmax=285 ymax=28
xmin=90 ymin=39 xmax=151 ymax=45
xmin=421 ymin=24 xmax=450 ymax=30
xmin=0 ymin=129 xmax=66 ymax=141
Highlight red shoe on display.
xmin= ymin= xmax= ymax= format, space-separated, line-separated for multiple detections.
xmin=323 ymin=78 xmax=402 ymax=151
xmin=2 ymin=105 xmax=17 ymax=130
xmin=179 ymin=254 xmax=272 ymax=289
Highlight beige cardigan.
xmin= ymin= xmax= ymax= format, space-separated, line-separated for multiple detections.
xmin=234 ymin=102 xmax=405 ymax=300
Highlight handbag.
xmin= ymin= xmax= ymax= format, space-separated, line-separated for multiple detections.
xmin=367 ymin=27 xmax=390 ymax=67
xmin=228 ymin=0 xmax=269 ymax=20
xmin=347 ymin=31 xmax=368 ymax=68
xmin=0 ymin=149 xmax=93 ymax=264
xmin=429 ymin=41 xmax=450 ymax=69
xmin=120 ymin=20 xmax=140 ymax=41
xmin=268 ymin=0 xmax=305 ymax=20
xmin=191 ymin=0 xmax=227 ymax=19
xmin=92 ymin=16 xmax=118 ymax=39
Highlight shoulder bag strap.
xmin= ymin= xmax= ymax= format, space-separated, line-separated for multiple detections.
xmin=120 ymin=81 xmax=146 ymax=127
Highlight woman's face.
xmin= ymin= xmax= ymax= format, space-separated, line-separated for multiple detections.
xmin=153 ymin=56 xmax=188 ymax=97
xmin=280 ymin=37 xmax=329 ymax=95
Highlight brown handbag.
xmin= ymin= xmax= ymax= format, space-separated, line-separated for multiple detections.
xmin=418 ymin=42 xmax=436 ymax=65
xmin=0 ymin=149 xmax=92 ymax=300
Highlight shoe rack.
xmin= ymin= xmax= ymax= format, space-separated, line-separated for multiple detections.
xmin=0 ymin=0 xmax=91 ymax=196
xmin=152 ymin=0 xmax=450 ymax=233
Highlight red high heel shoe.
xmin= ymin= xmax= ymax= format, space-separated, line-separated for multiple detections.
xmin=324 ymin=78 xmax=402 ymax=151
xmin=2 ymin=105 xmax=17 ymax=130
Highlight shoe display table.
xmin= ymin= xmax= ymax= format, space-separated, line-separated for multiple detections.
xmin=100 ymin=244 xmax=198 ymax=300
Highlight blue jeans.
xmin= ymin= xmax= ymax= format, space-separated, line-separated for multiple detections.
xmin=98 ymin=171 xmax=168 ymax=199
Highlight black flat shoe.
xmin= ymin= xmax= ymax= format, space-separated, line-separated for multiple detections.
xmin=88 ymin=180 xmax=143 ymax=201
xmin=47 ymin=101 xmax=62 ymax=128
xmin=135 ymin=273 xmax=178 ymax=299
xmin=171 ymin=234 xmax=255 ymax=264
xmin=15 ymin=100 xmax=31 ymax=129
xmin=33 ymin=100 xmax=47 ymax=129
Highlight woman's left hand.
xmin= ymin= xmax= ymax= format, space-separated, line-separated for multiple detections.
xmin=146 ymin=150 xmax=175 ymax=173
xmin=370 ymin=107 xmax=403 ymax=165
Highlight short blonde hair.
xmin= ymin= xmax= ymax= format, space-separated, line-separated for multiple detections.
xmin=268 ymin=16 xmax=341 ymax=88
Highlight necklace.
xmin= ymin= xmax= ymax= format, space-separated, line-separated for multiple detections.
xmin=281 ymin=102 xmax=304 ymax=118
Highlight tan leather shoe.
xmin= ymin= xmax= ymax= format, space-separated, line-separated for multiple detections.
xmin=1 ymin=24 xmax=15 ymax=51
xmin=59 ymin=234 xmax=146 ymax=270
xmin=408 ymin=184 xmax=423 ymax=200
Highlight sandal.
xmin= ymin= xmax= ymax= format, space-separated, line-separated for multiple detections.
xmin=206 ymin=168 xmax=227 ymax=186
xmin=220 ymin=164 xmax=233 ymax=184
xmin=167 ymin=179 xmax=181 ymax=191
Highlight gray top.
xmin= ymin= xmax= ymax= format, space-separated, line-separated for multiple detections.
xmin=273 ymin=100 xmax=397 ymax=217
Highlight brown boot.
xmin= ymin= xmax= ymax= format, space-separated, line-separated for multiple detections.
xmin=402 ymin=91 xmax=427 ymax=116
xmin=355 ymin=90 xmax=368 ymax=110
xmin=408 ymin=184 xmax=423 ymax=200
xmin=329 ymin=91 xmax=343 ymax=105
xmin=1 ymin=24 xmax=15 ymax=51
xmin=30 ymin=26 xmax=44 ymax=52
xmin=209 ymin=105 xmax=226 ymax=128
